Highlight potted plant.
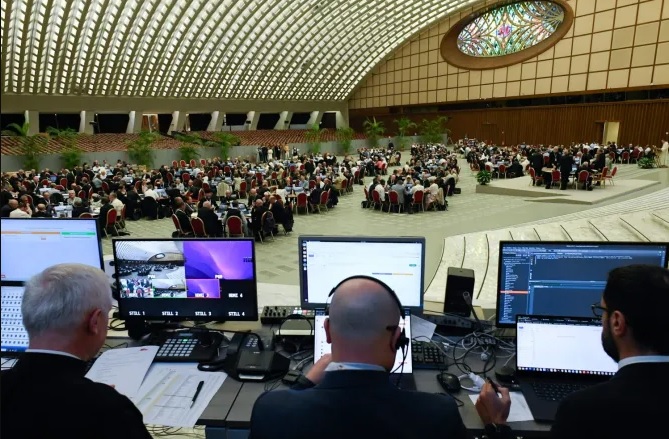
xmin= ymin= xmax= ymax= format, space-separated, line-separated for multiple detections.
xmin=394 ymin=117 xmax=417 ymax=151
xmin=637 ymin=157 xmax=655 ymax=169
xmin=419 ymin=116 xmax=450 ymax=144
xmin=305 ymin=124 xmax=325 ymax=154
xmin=363 ymin=117 xmax=385 ymax=147
xmin=335 ymin=126 xmax=354 ymax=155
xmin=2 ymin=122 xmax=44 ymax=170
xmin=127 ymin=131 xmax=159 ymax=168
xmin=208 ymin=132 xmax=240 ymax=161
xmin=476 ymin=170 xmax=492 ymax=185
xmin=48 ymin=127 xmax=83 ymax=169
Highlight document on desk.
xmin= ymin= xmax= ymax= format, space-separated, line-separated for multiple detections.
xmin=85 ymin=346 xmax=158 ymax=398
xmin=132 ymin=363 xmax=227 ymax=428
xmin=410 ymin=314 xmax=436 ymax=341
xmin=468 ymin=393 xmax=534 ymax=422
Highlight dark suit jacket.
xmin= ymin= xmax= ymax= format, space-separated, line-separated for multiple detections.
xmin=249 ymin=370 xmax=467 ymax=439
xmin=176 ymin=209 xmax=193 ymax=233
xmin=1 ymin=353 xmax=151 ymax=439
xmin=197 ymin=208 xmax=222 ymax=236
xmin=551 ymin=362 xmax=669 ymax=439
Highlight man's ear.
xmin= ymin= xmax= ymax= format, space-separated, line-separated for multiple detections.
xmin=86 ymin=309 xmax=103 ymax=335
xmin=324 ymin=317 xmax=332 ymax=345
xmin=390 ymin=326 xmax=401 ymax=352
xmin=609 ymin=310 xmax=628 ymax=337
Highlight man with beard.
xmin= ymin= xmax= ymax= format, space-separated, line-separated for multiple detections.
xmin=475 ymin=264 xmax=668 ymax=439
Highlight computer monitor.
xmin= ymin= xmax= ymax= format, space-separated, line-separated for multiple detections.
xmin=112 ymin=238 xmax=259 ymax=322
xmin=1 ymin=218 xmax=103 ymax=354
xmin=0 ymin=218 xmax=104 ymax=282
xmin=298 ymin=236 xmax=426 ymax=310
xmin=496 ymin=241 xmax=669 ymax=327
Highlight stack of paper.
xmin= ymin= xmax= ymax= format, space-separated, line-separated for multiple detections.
xmin=86 ymin=346 xmax=158 ymax=398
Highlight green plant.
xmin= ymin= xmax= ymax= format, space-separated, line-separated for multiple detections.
xmin=419 ymin=116 xmax=450 ymax=144
xmin=177 ymin=143 xmax=200 ymax=163
xmin=47 ymin=127 xmax=84 ymax=169
xmin=305 ymin=124 xmax=326 ymax=154
xmin=127 ymin=131 xmax=159 ymax=167
xmin=363 ymin=117 xmax=385 ymax=147
xmin=335 ymin=127 xmax=355 ymax=155
xmin=476 ymin=170 xmax=492 ymax=185
xmin=637 ymin=157 xmax=655 ymax=169
xmin=2 ymin=121 xmax=30 ymax=137
xmin=394 ymin=117 xmax=417 ymax=151
xmin=208 ymin=132 xmax=240 ymax=161
xmin=3 ymin=122 xmax=44 ymax=170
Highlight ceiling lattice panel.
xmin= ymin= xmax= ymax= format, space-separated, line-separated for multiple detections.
xmin=1 ymin=0 xmax=479 ymax=101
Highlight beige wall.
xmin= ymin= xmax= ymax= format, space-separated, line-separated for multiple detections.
xmin=349 ymin=0 xmax=669 ymax=110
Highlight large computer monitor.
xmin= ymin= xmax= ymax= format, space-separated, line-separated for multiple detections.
xmin=0 ymin=218 xmax=104 ymax=282
xmin=112 ymin=238 xmax=259 ymax=322
xmin=298 ymin=236 xmax=426 ymax=310
xmin=1 ymin=218 xmax=103 ymax=354
xmin=496 ymin=241 xmax=669 ymax=327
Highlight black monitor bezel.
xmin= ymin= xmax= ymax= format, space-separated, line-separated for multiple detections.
xmin=496 ymin=240 xmax=669 ymax=328
xmin=0 ymin=217 xmax=104 ymax=286
xmin=297 ymin=235 xmax=427 ymax=311
xmin=112 ymin=237 xmax=259 ymax=322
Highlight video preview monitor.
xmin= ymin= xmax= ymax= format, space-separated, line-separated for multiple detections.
xmin=496 ymin=241 xmax=669 ymax=327
xmin=298 ymin=236 xmax=426 ymax=310
xmin=1 ymin=218 xmax=103 ymax=354
xmin=1 ymin=218 xmax=104 ymax=282
xmin=112 ymin=238 xmax=258 ymax=322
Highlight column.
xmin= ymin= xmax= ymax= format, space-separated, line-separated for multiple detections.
xmin=246 ymin=111 xmax=260 ymax=131
xmin=24 ymin=110 xmax=39 ymax=135
xmin=80 ymin=111 xmax=95 ymax=134
xmin=127 ymin=111 xmax=143 ymax=133
xmin=169 ymin=111 xmax=187 ymax=133
xmin=334 ymin=110 xmax=349 ymax=129
xmin=208 ymin=111 xmax=224 ymax=131
xmin=306 ymin=111 xmax=322 ymax=128
xmin=274 ymin=111 xmax=293 ymax=130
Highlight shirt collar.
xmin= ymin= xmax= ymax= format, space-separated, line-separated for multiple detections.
xmin=26 ymin=349 xmax=81 ymax=361
xmin=618 ymin=355 xmax=669 ymax=370
xmin=325 ymin=362 xmax=386 ymax=372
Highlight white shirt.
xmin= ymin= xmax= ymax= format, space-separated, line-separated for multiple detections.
xmin=10 ymin=209 xmax=30 ymax=218
xmin=411 ymin=184 xmax=424 ymax=194
xmin=618 ymin=355 xmax=669 ymax=370
xmin=26 ymin=348 xmax=81 ymax=360
xmin=110 ymin=198 xmax=124 ymax=215
xmin=144 ymin=189 xmax=158 ymax=200
xmin=374 ymin=183 xmax=386 ymax=201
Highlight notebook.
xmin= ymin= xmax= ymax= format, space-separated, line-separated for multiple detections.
xmin=515 ymin=315 xmax=617 ymax=421
xmin=1 ymin=286 xmax=29 ymax=355
xmin=314 ymin=309 xmax=415 ymax=390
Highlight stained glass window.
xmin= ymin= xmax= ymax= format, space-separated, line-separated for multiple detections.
xmin=457 ymin=1 xmax=565 ymax=57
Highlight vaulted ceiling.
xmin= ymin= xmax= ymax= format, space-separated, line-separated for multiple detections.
xmin=1 ymin=0 xmax=480 ymax=102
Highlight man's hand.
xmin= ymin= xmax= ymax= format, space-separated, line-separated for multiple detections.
xmin=305 ymin=353 xmax=332 ymax=385
xmin=475 ymin=381 xmax=511 ymax=425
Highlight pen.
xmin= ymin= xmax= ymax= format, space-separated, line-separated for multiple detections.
xmin=486 ymin=377 xmax=501 ymax=396
xmin=191 ymin=380 xmax=205 ymax=408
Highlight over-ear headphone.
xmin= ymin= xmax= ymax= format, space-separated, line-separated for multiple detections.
xmin=326 ymin=275 xmax=409 ymax=353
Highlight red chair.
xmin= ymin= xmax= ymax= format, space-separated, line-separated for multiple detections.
xmin=172 ymin=160 xmax=178 ymax=168
xmin=551 ymin=169 xmax=561 ymax=187
xmin=250 ymin=179 xmax=257 ymax=189
xmin=608 ymin=152 xmax=616 ymax=163
xmin=60 ymin=178 xmax=68 ymax=188
xmin=55 ymin=185 xmax=65 ymax=191
xmin=296 ymin=192 xmax=309 ymax=214
xmin=78 ymin=190 xmax=86 ymax=199
xmin=338 ymin=178 xmax=347 ymax=196
xmin=79 ymin=212 xmax=93 ymax=218
xmin=594 ymin=166 xmax=608 ymax=186
xmin=117 ymin=205 xmax=127 ymax=231
xmin=134 ymin=181 xmax=142 ymax=192
xmin=200 ymin=159 xmax=207 ymax=166
xmin=171 ymin=214 xmax=192 ymax=237
xmin=190 ymin=159 xmax=197 ymax=168
xmin=166 ymin=172 xmax=174 ymax=183
xmin=181 ymin=172 xmax=190 ymax=183
xmin=411 ymin=190 xmax=424 ymax=212
xmin=316 ymin=190 xmax=329 ymax=213
xmin=225 ymin=216 xmax=244 ymax=237
xmin=388 ymin=190 xmax=403 ymax=214
xmin=255 ymin=172 xmax=263 ymax=185
xmin=621 ymin=151 xmax=630 ymax=164
xmin=543 ymin=155 xmax=550 ymax=165
xmin=498 ymin=164 xmax=507 ymax=178
xmin=259 ymin=211 xmax=275 ymax=242
xmin=224 ymin=165 xmax=231 ymax=174
xmin=528 ymin=168 xmax=543 ymax=186
xmin=371 ymin=189 xmax=382 ymax=211
xmin=103 ymin=209 xmax=118 ymax=238
xmin=309 ymin=180 xmax=316 ymax=190
xmin=40 ymin=179 xmax=49 ymax=187
xmin=605 ymin=166 xmax=617 ymax=185
xmin=202 ymin=182 xmax=210 ymax=191
xmin=101 ymin=181 xmax=110 ymax=194
xmin=180 ymin=160 xmax=187 ymax=168
xmin=348 ymin=176 xmax=354 ymax=193
xmin=239 ymin=181 xmax=248 ymax=198
xmin=577 ymin=170 xmax=590 ymax=190
xmin=191 ymin=217 xmax=209 ymax=237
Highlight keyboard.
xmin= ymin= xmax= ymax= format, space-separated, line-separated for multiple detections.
xmin=260 ymin=306 xmax=315 ymax=325
xmin=143 ymin=331 xmax=223 ymax=362
xmin=412 ymin=341 xmax=448 ymax=370
xmin=531 ymin=381 xmax=589 ymax=402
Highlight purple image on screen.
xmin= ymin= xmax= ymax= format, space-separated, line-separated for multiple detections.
xmin=183 ymin=241 xmax=254 ymax=280
xmin=186 ymin=278 xmax=221 ymax=298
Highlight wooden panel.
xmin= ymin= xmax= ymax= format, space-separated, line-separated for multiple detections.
xmin=349 ymin=100 xmax=669 ymax=147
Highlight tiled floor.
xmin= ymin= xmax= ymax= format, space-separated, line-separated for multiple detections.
xmin=103 ymin=159 xmax=669 ymax=291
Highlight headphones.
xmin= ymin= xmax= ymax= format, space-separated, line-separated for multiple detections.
xmin=326 ymin=275 xmax=409 ymax=353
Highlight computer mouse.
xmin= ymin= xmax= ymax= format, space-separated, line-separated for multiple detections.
xmin=495 ymin=366 xmax=516 ymax=385
xmin=437 ymin=372 xmax=461 ymax=393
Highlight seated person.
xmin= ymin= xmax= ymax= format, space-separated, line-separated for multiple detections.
xmin=197 ymin=190 xmax=219 ymax=210
xmin=174 ymin=197 xmax=193 ymax=234
xmin=32 ymin=203 xmax=50 ymax=217
xmin=224 ymin=201 xmax=249 ymax=236
xmin=506 ymin=160 xmax=524 ymax=178
xmin=250 ymin=199 xmax=267 ymax=239
xmin=197 ymin=200 xmax=222 ymax=237
xmin=0 ymin=263 xmax=152 ymax=439
xmin=476 ymin=264 xmax=669 ymax=439
xmin=249 ymin=276 xmax=466 ymax=439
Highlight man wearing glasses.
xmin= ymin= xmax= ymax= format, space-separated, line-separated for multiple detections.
xmin=476 ymin=264 xmax=669 ymax=439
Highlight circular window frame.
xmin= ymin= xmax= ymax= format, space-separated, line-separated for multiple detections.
xmin=440 ymin=0 xmax=574 ymax=70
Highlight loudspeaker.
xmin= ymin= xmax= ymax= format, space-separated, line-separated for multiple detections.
xmin=444 ymin=267 xmax=475 ymax=317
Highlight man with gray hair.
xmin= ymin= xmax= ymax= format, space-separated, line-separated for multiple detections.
xmin=0 ymin=263 xmax=151 ymax=439
xmin=249 ymin=276 xmax=467 ymax=439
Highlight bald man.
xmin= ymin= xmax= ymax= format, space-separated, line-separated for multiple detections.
xmin=249 ymin=277 xmax=467 ymax=439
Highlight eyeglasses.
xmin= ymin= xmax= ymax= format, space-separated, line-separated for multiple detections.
xmin=591 ymin=303 xmax=608 ymax=317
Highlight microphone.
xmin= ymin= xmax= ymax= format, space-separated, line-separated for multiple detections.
xmin=462 ymin=291 xmax=484 ymax=333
